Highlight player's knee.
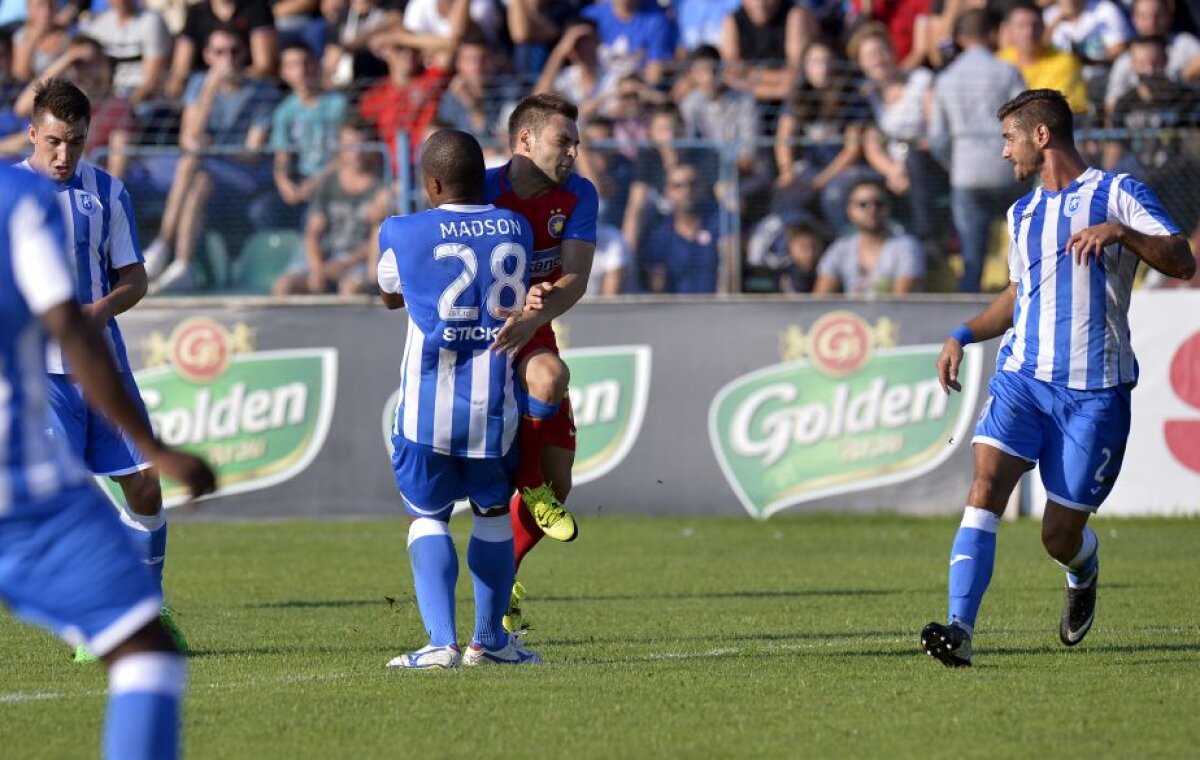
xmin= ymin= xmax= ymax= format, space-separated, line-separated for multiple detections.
xmin=966 ymin=476 xmax=1010 ymax=512
xmin=524 ymin=355 xmax=569 ymax=402
xmin=103 ymin=619 xmax=178 ymax=664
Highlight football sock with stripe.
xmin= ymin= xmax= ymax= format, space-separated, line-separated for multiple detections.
xmin=511 ymin=492 xmax=542 ymax=571
xmin=407 ymin=518 xmax=458 ymax=647
xmin=467 ymin=511 xmax=515 ymax=649
xmin=104 ymin=652 xmax=185 ymax=760
xmin=118 ymin=506 xmax=168 ymax=594
xmin=515 ymin=396 xmax=560 ymax=490
xmin=1058 ymin=525 xmax=1099 ymax=589
xmin=947 ymin=506 xmax=1000 ymax=633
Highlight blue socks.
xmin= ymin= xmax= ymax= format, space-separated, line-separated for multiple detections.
xmin=118 ymin=506 xmax=167 ymax=594
xmin=467 ymin=512 xmax=514 ymax=650
xmin=104 ymin=652 xmax=185 ymax=760
xmin=407 ymin=518 xmax=458 ymax=647
xmin=947 ymin=507 xmax=1000 ymax=633
xmin=1059 ymin=525 xmax=1099 ymax=589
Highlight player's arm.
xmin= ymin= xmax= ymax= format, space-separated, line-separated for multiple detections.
xmin=376 ymin=226 xmax=405 ymax=309
xmin=530 ymin=238 xmax=595 ymax=320
xmin=935 ymin=283 xmax=1017 ymax=395
xmin=84 ymin=263 xmax=147 ymax=324
xmin=1068 ymin=225 xmax=1195 ymax=280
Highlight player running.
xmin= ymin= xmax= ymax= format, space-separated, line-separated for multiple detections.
xmin=17 ymin=78 xmax=186 ymax=662
xmin=484 ymin=93 xmax=599 ymax=634
xmin=0 ymin=162 xmax=216 ymax=758
xmin=379 ymin=129 xmax=544 ymax=668
xmin=921 ymin=89 xmax=1196 ymax=667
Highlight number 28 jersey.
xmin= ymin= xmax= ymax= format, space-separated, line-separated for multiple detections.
xmin=377 ymin=204 xmax=534 ymax=459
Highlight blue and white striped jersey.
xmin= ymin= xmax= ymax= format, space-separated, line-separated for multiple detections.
xmin=15 ymin=159 xmax=143 ymax=374
xmin=0 ymin=164 xmax=86 ymax=515
xmin=998 ymin=168 xmax=1180 ymax=390
xmin=378 ymin=204 xmax=533 ymax=458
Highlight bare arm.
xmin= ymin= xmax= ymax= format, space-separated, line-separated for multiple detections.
xmin=621 ymin=181 xmax=650 ymax=252
xmin=508 ymin=0 xmax=558 ymax=44
xmin=1068 ymin=224 xmax=1196 ymax=280
xmin=40 ymin=301 xmax=216 ymax=497
xmin=132 ymin=53 xmax=168 ymax=104
xmin=84 ymin=263 xmax=147 ymax=324
xmin=891 ymin=276 xmax=921 ymax=295
xmin=249 ymin=27 xmax=279 ymax=79
xmin=14 ymin=44 xmax=88 ymax=117
xmin=166 ymin=36 xmax=196 ymax=100
xmin=935 ymin=283 xmax=1017 ymax=393
xmin=774 ymin=113 xmax=796 ymax=183
xmin=536 ymin=238 xmax=595 ymax=321
xmin=812 ymin=274 xmax=840 ymax=294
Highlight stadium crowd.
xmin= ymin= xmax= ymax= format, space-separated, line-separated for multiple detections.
xmin=1 ymin=0 xmax=1197 ymax=295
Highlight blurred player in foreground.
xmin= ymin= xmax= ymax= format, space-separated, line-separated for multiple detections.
xmin=0 ymin=163 xmax=215 ymax=757
xmin=18 ymin=78 xmax=186 ymax=662
xmin=378 ymin=129 xmax=545 ymax=668
xmin=484 ymin=93 xmax=599 ymax=634
xmin=922 ymin=89 xmax=1196 ymax=667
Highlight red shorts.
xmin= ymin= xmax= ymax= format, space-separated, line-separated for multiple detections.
xmin=516 ymin=324 xmax=576 ymax=451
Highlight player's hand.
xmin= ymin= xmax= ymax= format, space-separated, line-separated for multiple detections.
xmin=491 ymin=311 xmax=540 ymax=357
xmin=1067 ymin=222 xmax=1123 ymax=266
xmin=935 ymin=338 xmax=964 ymax=395
xmin=524 ymin=282 xmax=553 ymax=312
xmin=148 ymin=448 xmax=217 ymax=502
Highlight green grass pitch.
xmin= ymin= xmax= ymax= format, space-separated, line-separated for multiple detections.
xmin=2 ymin=514 xmax=1199 ymax=758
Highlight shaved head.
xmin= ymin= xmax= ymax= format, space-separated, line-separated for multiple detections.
xmin=421 ymin=129 xmax=486 ymax=198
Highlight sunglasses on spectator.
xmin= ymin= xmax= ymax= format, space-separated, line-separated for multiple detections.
xmin=852 ymin=198 xmax=888 ymax=209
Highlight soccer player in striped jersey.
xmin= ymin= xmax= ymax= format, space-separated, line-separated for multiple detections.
xmin=17 ymin=78 xmax=189 ymax=662
xmin=484 ymin=93 xmax=599 ymax=634
xmin=378 ymin=129 xmax=545 ymax=668
xmin=921 ymin=89 xmax=1196 ymax=667
xmin=0 ymin=162 xmax=215 ymax=759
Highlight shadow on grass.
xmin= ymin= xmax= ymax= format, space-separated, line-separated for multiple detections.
xmin=246 ymin=599 xmax=402 ymax=609
xmin=535 ymin=588 xmax=917 ymax=603
xmin=188 ymin=644 xmax=394 ymax=659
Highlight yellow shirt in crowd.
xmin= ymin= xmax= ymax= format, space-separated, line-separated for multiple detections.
xmin=997 ymin=46 xmax=1090 ymax=113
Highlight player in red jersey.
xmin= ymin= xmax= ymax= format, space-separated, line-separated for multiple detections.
xmin=486 ymin=94 xmax=599 ymax=634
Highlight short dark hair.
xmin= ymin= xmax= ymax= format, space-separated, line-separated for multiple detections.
xmin=207 ymin=22 xmax=244 ymax=48
xmin=422 ymin=129 xmax=486 ymax=197
xmin=954 ymin=8 xmax=998 ymax=41
xmin=786 ymin=221 xmax=823 ymax=244
xmin=1130 ymin=33 xmax=1169 ymax=50
xmin=507 ymin=93 xmax=578 ymax=149
xmin=32 ymin=77 xmax=91 ymax=127
xmin=280 ymin=41 xmax=313 ymax=58
xmin=996 ymin=88 xmax=1074 ymax=141
xmin=1005 ymin=1 xmax=1043 ymax=21
xmin=650 ymin=102 xmax=681 ymax=121
xmin=692 ymin=44 xmax=721 ymax=63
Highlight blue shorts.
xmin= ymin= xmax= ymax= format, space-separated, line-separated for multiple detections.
xmin=973 ymin=370 xmax=1131 ymax=511
xmin=390 ymin=436 xmax=517 ymax=521
xmin=0 ymin=485 xmax=162 ymax=656
xmin=46 ymin=373 xmax=151 ymax=477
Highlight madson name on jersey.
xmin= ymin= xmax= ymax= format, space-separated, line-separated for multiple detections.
xmin=439 ymin=217 xmax=523 ymax=240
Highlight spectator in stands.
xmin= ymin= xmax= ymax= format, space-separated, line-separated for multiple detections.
xmin=167 ymin=0 xmax=278 ymax=98
xmin=0 ymin=33 xmax=27 ymax=158
xmin=437 ymin=33 xmax=521 ymax=153
xmin=848 ymin=0 xmax=934 ymax=66
xmin=12 ymin=36 xmax=136 ymax=178
xmin=773 ymin=38 xmax=873 ymax=233
xmin=930 ymin=8 xmax=1025 ymax=292
xmin=1104 ymin=35 xmax=1200 ymax=174
xmin=146 ymin=0 xmax=192 ymax=35
xmin=81 ymin=0 xmax=171 ymax=105
xmin=319 ymin=0 xmax=401 ymax=88
xmin=675 ymin=0 xmax=741 ymax=54
xmin=776 ymin=221 xmax=823 ymax=293
xmin=273 ymin=119 xmax=389 ymax=295
xmin=586 ymin=219 xmax=633 ymax=296
xmin=372 ymin=0 xmax=490 ymax=72
xmin=814 ymin=178 xmax=926 ymax=295
xmin=358 ymin=41 xmax=446 ymax=165
xmin=720 ymin=0 xmax=812 ymax=101
xmin=851 ymin=22 xmax=946 ymax=246
xmin=679 ymin=45 xmax=761 ymax=177
xmin=582 ymin=72 xmax=664 ymax=154
xmin=274 ymin=0 xmax=328 ymax=56
xmin=145 ymin=24 xmax=280 ymax=293
xmin=271 ymin=42 xmax=347 ymax=212
xmin=506 ymin=0 xmax=589 ymax=77
xmin=1044 ymin=0 xmax=1132 ymax=69
xmin=575 ymin=115 xmax=633 ymax=229
xmin=1105 ymin=0 xmax=1200 ymax=109
xmin=621 ymin=102 xmax=695 ymax=256
xmin=11 ymin=0 xmax=68 ymax=81
xmin=533 ymin=21 xmax=616 ymax=103
xmin=0 ymin=0 xmax=23 ymax=35
xmin=581 ymin=0 xmax=676 ymax=85
xmin=643 ymin=162 xmax=726 ymax=293
xmin=997 ymin=2 xmax=1089 ymax=112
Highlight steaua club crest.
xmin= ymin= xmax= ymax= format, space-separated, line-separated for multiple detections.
xmin=548 ymin=210 xmax=566 ymax=238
